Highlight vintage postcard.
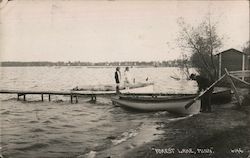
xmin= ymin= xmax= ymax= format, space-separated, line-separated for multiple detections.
xmin=0 ymin=0 xmax=249 ymax=157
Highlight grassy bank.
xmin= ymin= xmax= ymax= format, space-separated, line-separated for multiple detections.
xmin=124 ymin=103 xmax=250 ymax=158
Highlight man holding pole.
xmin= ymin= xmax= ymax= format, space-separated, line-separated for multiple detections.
xmin=190 ymin=73 xmax=213 ymax=112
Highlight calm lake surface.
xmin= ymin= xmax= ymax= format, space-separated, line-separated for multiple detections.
xmin=0 ymin=67 xmax=198 ymax=158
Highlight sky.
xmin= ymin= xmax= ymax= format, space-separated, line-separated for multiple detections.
xmin=0 ymin=0 xmax=249 ymax=62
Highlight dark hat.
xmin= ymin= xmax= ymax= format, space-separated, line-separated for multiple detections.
xmin=189 ymin=73 xmax=196 ymax=80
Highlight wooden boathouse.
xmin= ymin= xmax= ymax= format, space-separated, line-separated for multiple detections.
xmin=215 ymin=48 xmax=250 ymax=81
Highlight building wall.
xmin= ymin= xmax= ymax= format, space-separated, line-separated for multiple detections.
xmin=220 ymin=50 xmax=243 ymax=75
xmin=246 ymin=56 xmax=250 ymax=70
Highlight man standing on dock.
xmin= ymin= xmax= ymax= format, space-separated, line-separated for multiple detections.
xmin=115 ymin=67 xmax=121 ymax=94
xmin=190 ymin=74 xmax=213 ymax=112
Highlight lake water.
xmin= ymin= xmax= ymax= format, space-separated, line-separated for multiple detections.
xmin=0 ymin=67 xmax=198 ymax=158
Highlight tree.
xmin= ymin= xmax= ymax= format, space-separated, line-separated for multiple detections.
xmin=177 ymin=16 xmax=223 ymax=81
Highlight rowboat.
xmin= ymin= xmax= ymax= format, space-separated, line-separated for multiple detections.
xmin=111 ymin=94 xmax=201 ymax=115
xmin=72 ymin=82 xmax=154 ymax=92
xmin=120 ymin=84 xmax=154 ymax=93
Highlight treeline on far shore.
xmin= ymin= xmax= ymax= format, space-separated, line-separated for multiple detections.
xmin=0 ymin=60 xmax=191 ymax=67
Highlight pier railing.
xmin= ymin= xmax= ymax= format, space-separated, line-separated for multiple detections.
xmin=229 ymin=70 xmax=250 ymax=81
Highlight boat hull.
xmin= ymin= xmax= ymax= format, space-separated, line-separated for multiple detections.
xmin=112 ymin=95 xmax=201 ymax=115
xmin=72 ymin=82 xmax=154 ymax=92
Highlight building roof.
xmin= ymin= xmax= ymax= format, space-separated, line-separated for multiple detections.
xmin=215 ymin=48 xmax=247 ymax=56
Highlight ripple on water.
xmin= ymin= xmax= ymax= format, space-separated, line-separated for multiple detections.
xmin=42 ymin=120 xmax=53 ymax=124
xmin=61 ymin=124 xmax=76 ymax=128
xmin=111 ymin=129 xmax=138 ymax=145
xmin=72 ymin=109 xmax=83 ymax=112
xmin=13 ymin=141 xmax=32 ymax=145
xmin=47 ymin=126 xmax=61 ymax=130
xmin=90 ymin=119 xmax=100 ymax=123
xmin=12 ymin=113 xmax=23 ymax=116
xmin=1 ymin=111 xmax=11 ymax=115
xmin=72 ymin=131 xmax=85 ymax=134
xmin=1 ymin=98 xmax=18 ymax=102
xmin=100 ymin=123 xmax=113 ymax=128
xmin=47 ymin=139 xmax=64 ymax=145
xmin=49 ymin=116 xmax=59 ymax=120
xmin=28 ymin=120 xmax=39 ymax=124
xmin=16 ymin=143 xmax=49 ymax=151
xmin=33 ymin=109 xmax=43 ymax=112
xmin=29 ymin=128 xmax=46 ymax=133
xmin=75 ymin=113 xmax=88 ymax=116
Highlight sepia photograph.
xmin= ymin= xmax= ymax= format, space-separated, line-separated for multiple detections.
xmin=0 ymin=0 xmax=250 ymax=157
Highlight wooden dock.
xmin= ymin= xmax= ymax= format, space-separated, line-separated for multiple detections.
xmin=0 ymin=89 xmax=192 ymax=104
xmin=0 ymin=89 xmax=116 ymax=103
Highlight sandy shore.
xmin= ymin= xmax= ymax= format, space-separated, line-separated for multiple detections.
xmin=123 ymin=102 xmax=250 ymax=158
xmin=86 ymin=122 xmax=164 ymax=158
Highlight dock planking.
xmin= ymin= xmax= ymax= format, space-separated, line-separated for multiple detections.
xmin=0 ymin=89 xmax=116 ymax=103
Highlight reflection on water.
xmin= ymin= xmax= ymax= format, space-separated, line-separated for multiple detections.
xmin=0 ymin=67 xmax=198 ymax=158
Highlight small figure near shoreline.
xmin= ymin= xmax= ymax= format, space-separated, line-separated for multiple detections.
xmin=115 ymin=67 xmax=121 ymax=94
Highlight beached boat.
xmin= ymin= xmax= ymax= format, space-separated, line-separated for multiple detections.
xmin=112 ymin=88 xmax=231 ymax=115
xmin=111 ymin=94 xmax=201 ymax=115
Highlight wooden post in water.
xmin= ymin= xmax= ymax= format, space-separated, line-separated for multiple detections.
xmin=41 ymin=94 xmax=44 ymax=101
xmin=90 ymin=95 xmax=97 ymax=102
xmin=48 ymin=94 xmax=51 ymax=102
xmin=23 ymin=94 xmax=26 ymax=101
xmin=75 ymin=95 xmax=78 ymax=103
xmin=17 ymin=94 xmax=20 ymax=100
xmin=70 ymin=94 xmax=73 ymax=104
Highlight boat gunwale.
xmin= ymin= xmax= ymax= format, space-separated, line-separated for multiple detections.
xmin=111 ymin=97 xmax=201 ymax=115
xmin=118 ymin=94 xmax=196 ymax=103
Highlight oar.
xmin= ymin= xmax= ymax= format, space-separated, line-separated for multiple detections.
xmin=170 ymin=76 xmax=180 ymax=80
xmin=185 ymin=74 xmax=226 ymax=109
xmin=228 ymin=73 xmax=250 ymax=87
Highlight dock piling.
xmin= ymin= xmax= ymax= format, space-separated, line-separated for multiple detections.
xmin=41 ymin=94 xmax=44 ymax=101
xmin=91 ymin=95 xmax=97 ymax=102
xmin=75 ymin=95 xmax=78 ymax=103
xmin=49 ymin=94 xmax=51 ymax=101
xmin=70 ymin=94 xmax=73 ymax=103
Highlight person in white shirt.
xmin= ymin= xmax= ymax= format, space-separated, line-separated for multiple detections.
xmin=124 ymin=67 xmax=131 ymax=90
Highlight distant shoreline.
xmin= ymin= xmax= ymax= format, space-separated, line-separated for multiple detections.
xmin=0 ymin=65 xmax=185 ymax=68
xmin=0 ymin=60 xmax=192 ymax=68
xmin=0 ymin=66 xmax=186 ymax=69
